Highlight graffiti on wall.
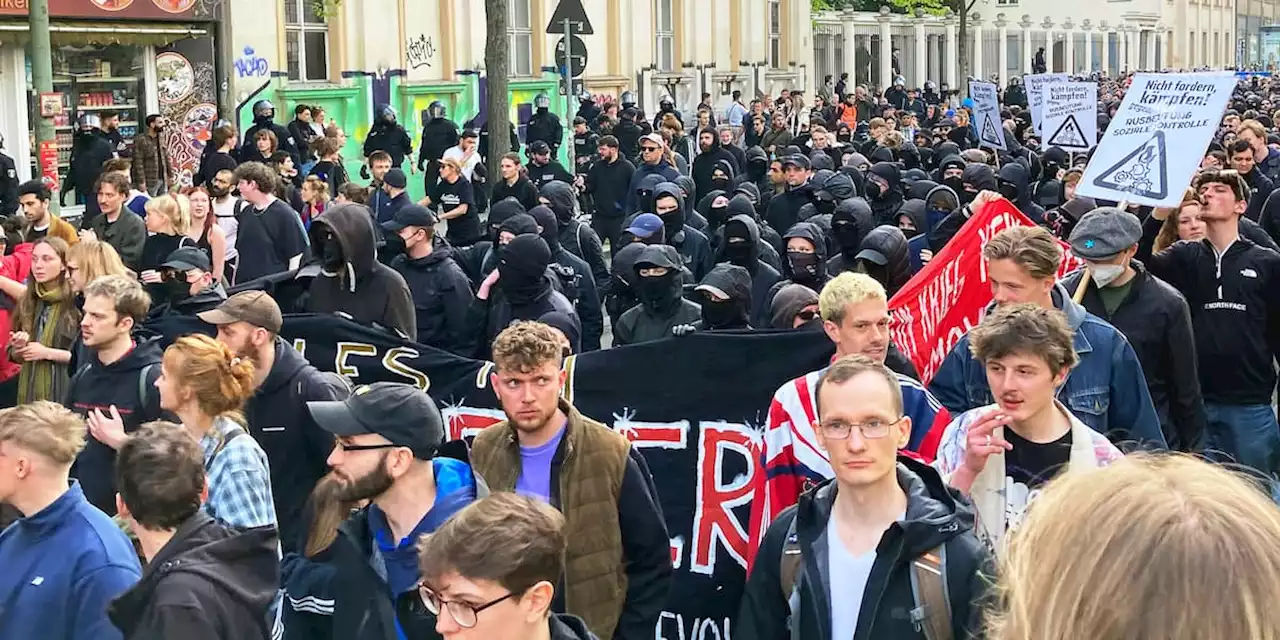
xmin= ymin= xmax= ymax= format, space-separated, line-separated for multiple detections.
xmin=406 ymin=34 xmax=436 ymax=69
xmin=234 ymin=46 xmax=269 ymax=79
xmin=157 ymin=38 xmax=219 ymax=189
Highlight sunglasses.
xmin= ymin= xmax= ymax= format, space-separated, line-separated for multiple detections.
xmin=641 ymin=146 xmax=661 ymax=152
xmin=797 ymin=309 xmax=818 ymax=322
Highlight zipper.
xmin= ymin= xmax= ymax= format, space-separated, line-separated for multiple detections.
xmin=1213 ymin=242 xmax=1229 ymax=300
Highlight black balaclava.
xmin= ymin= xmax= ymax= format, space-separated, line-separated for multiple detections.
xmin=540 ymin=181 xmax=577 ymax=225
xmin=634 ymin=245 xmax=684 ymax=315
xmin=831 ymin=197 xmax=874 ymax=259
xmin=498 ymin=234 xmax=552 ymax=307
xmin=722 ymin=219 xmax=755 ymax=268
xmin=529 ymin=205 xmax=561 ymax=254
xmin=696 ymin=263 xmax=752 ymax=330
xmin=606 ymin=243 xmax=647 ymax=324
xmin=783 ymin=222 xmax=827 ymax=287
xmin=312 ymin=225 xmax=345 ymax=272
xmin=487 ymin=197 xmax=528 ymax=243
xmin=654 ymin=183 xmax=686 ymax=242
xmin=697 ymin=190 xmax=730 ymax=234
xmin=959 ymin=163 xmax=997 ymax=206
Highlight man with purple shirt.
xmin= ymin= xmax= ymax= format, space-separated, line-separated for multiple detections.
xmin=470 ymin=321 xmax=673 ymax=640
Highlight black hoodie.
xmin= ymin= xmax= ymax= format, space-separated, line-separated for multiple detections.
xmin=530 ymin=205 xmax=605 ymax=351
xmin=692 ymin=128 xmax=740 ymax=202
xmin=866 ymin=162 xmax=905 ymax=225
xmin=719 ymin=215 xmax=783 ymax=327
xmin=615 ymin=245 xmax=702 ymax=346
xmin=469 ymin=233 xmax=576 ymax=357
xmin=66 ymin=337 xmax=166 ymax=514
xmin=724 ymin=193 xmax=784 ymax=268
xmin=737 ymin=459 xmax=990 ymax=640
xmin=604 ymin=242 xmax=646 ymax=327
xmin=763 ymin=222 xmax=829 ymax=327
xmin=653 ymin=182 xmax=716 ymax=280
xmin=927 ymin=163 xmax=1001 ymax=251
xmin=997 ymin=161 xmax=1046 ymax=223
xmin=855 ymin=224 xmax=912 ymax=296
xmin=541 ymin=180 xmax=610 ymax=289
xmin=693 ymin=263 xmax=753 ymax=330
xmin=391 ymin=237 xmax=477 ymax=357
xmin=109 ymin=513 xmax=279 ymax=640
xmin=826 ymin=197 xmax=876 ymax=275
xmin=307 ymin=203 xmax=417 ymax=339
xmin=452 ymin=197 xmax=527 ymax=285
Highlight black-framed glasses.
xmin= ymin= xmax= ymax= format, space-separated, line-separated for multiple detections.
xmin=796 ymin=309 xmax=818 ymax=322
xmin=816 ymin=416 xmax=904 ymax=440
xmin=418 ymin=584 xmax=517 ymax=628
xmin=641 ymin=145 xmax=661 ymax=152
xmin=334 ymin=441 xmax=403 ymax=453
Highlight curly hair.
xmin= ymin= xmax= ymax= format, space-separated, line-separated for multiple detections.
xmin=969 ymin=303 xmax=1078 ymax=375
xmin=162 ymin=334 xmax=256 ymax=421
xmin=491 ymin=321 xmax=564 ymax=373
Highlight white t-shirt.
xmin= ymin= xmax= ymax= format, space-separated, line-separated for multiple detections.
xmin=442 ymin=145 xmax=482 ymax=181
xmin=826 ymin=514 xmax=893 ymax=639
xmin=212 ymin=195 xmax=241 ymax=261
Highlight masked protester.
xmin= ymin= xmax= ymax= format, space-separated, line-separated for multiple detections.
xmin=853 ymin=224 xmax=912 ymax=296
xmin=604 ymin=243 xmax=647 ymax=327
xmin=148 ymin=247 xmax=227 ymax=319
xmin=761 ymin=221 xmax=828 ymax=323
xmin=529 ymin=205 xmax=604 ymax=351
xmin=451 ymin=196 xmax=526 ymax=285
xmin=927 ymin=163 xmax=1001 ymax=250
xmin=697 ymin=190 xmax=731 ymax=241
xmin=653 ymin=182 xmax=715 ymax=280
xmin=896 ymin=199 xmax=931 ymax=274
xmin=718 ymin=214 xmax=783 ymax=327
xmin=768 ymin=283 xmax=821 ymax=329
xmin=614 ymin=244 xmax=701 ymax=345
xmin=864 ymin=161 xmax=904 ymax=224
xmin=306 ymin=203 xmax=417 ymax=339
xmin=675 ymin=264 xmax=753 ymax=334
xmin=540 ymin=180 xmax=609 ymax=288
xmin=470 ymin=233 xmax=577 ymax=358
xmin=1034 ymin=146 xmax=1071 ymax=209
xmin=997 ymin=161 xmax=1046 ymax=223
xmin=362 ymin=104 xmax=414 ymax=169
xmin=1045 ymin=196 xmax=1099 ymax=242
xmin=826 ymin=197 xmax=875 ymax=276
xmin=382 ymin=204 xmax=477 ymax=357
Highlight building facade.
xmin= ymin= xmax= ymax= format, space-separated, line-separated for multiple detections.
xmin=1239 ymin=0 xmax=1280 ymax=68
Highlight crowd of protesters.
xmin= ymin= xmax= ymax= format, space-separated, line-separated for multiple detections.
xmin=3 ymin=67 xmax=1280 ymax=640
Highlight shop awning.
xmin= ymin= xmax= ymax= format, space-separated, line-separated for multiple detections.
xmin=0 ymin=21 xmax=207 ymax=46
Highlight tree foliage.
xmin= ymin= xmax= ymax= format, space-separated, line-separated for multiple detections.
xmin=812 ymin=0 xmax=950 ymax=16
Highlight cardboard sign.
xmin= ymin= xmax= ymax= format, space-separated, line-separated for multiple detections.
xmin=1076 ymin=72 xmax=1235 ymax=207
xmin=1026 ymin=73 xmax=1069 ymax=135
xmin=1043 ymin=82 xmax=1098 ymax=151
xmin=970 ymin=80 xmax=1006 ymax=151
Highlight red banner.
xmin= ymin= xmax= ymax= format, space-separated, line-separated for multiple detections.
xmin=38 ymin=139 xmax=59 ymax=192
xmin=888 ymin=198 xmax=1082 ymax=385
xmin=0 ymin=0 xmax=210 ymax=21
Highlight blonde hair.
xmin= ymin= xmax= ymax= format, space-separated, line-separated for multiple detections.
xmin=818 ymin=272 xmax=887 ymax=324
xmin=0 ymin=401 xmax=86 ymax=465
xmin=163 ymin=334 xmax=256 ymax=422
xmin=492 ymin=321 xmax=563 ymax=374
xmin=987 ymin=454 xmax=1280 ymax=640
xmin=303 ymin=175 xmax=331 ymax=203
xmin=144 ymin=194 xmax=192 ymax=235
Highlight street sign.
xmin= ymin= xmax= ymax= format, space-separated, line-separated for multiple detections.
xmin=555 ymin=35 xmax=588 ymax=77
xmin=559 ymin=78 xmax=585 ymax=97
xmin=546 ymin=0 xmax=593 ymax=34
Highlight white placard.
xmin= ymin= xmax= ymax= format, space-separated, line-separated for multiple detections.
xmin=970 ymin=80 xmax=1006 ymax=151
xmin=1042 ymin=82 xmax=1098 ymax=151
xmin=1076 ymin=72 xmax=1235 ymax=207
xmin=1026 ymin=73 xmax=1069 ymax=135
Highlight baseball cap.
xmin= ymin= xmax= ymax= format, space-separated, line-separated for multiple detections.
xmin=460 ymin=128 xmax=478 ymax=139
xmin=383 ymin=168 xmax=408 ymax=190
xmin=1068 ymin=207 xmax=1143 ymax=259
xmin=380 ymin=204 xmax=438 ymax=232
xmin=529 ymin=140 xmax=551 ymax=154
xmin=307 ymin=382 xmax=444 ymax=460
xmin=197 ymin=290 xmax=283 ymax=334
xmin=854 ymin=248 xmax=890 ymax=266
xmin=161 ymin=246 xmax=211 ymax=273
xmin=626 ymin=213 xmax=664 ymax=240
xmin=781 ymin=154 xmax=811 ymax=170
xmin=640 ymin=133 xmax=665 ymax=148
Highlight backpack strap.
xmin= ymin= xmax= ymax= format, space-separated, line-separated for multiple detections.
xmin=137 ymin=364 xmax=154 ymax=414
xmin=909 ymin=544 xmax=954 ymax=640
xmin=778 ymin=517 xmax=803 ymax=640
xmin=209 ymin=425 xmax=247 ymax=463
xmin=65 ymin=362 xmax=93 ymax=406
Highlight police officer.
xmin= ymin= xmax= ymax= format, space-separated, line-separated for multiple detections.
xmin=620 ymin=90 xmax=638 ymax=112
xmin=652 ymin=94 xmax=683 ymax=130
xmin=0 ymin=134 xmax=17 ymax=217
xmin=363 ymin=103 xmax=414 ymax=173
xmin=416 ymin=100 xmax=460 ymax=197
xmin=572 ymin=117 xmax=598 ymax=178
xmin=525 ymin=93 xmax=564 ymax=157
xmin=577 ymin=90 xmax=601 ymax=128
xmin=239 ymin=100 xmax=299 ymax=165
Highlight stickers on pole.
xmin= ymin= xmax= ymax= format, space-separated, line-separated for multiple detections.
xmin=1076 ymin=72 xmax=1234 ymax=207
xmin=970 ymin=80 xmax=1006 ymax=151
xmin=1026 ymin=73 xmax=1069 ymax=136
xmin=1043 ymin=82 xmax=1098 ymax=151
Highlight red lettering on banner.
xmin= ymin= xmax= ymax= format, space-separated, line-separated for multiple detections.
xmin=442 ymin=406 xmax=504 ymax=441
xmin=690 ymin=422 xmax=757 ymax=575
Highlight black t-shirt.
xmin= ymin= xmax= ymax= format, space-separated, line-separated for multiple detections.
xmin=26 ymin=225 xmax=48 ymax=242
xmin=1003 ymin=426 xmax=1072 ymax=529
xmin=235 ymin=199 xmax=308 ymax=283
xmin=435 ymin=177 xmax=479 ymax=246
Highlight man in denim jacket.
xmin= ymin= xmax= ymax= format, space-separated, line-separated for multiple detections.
xmin=929 ymin=220 xmax=1167 ymax=450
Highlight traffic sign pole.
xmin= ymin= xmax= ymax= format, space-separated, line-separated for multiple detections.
xmin=563 ymin=18 xmax=575 ymax=172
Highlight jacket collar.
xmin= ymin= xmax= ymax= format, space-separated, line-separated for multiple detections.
xmin=15 ymin=480 xmax=87 ymax=534
xmin=499 ymin=397 xmax=580 ymax=463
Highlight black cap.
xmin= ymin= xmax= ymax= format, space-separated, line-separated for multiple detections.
xmin=781 ymin=154 xmax=811 ymax=170
xmin=461 ymin=128 xmax=479 ymax=139
xmin=384 ymin=168 xmax=408 ymax=189
xmin=161 ymin=246 xmax=211 ymax=272
xmin=307 ymin=382 xmax=445 ymax=460
xmin=380 ymin=204 xmax=438 ymax=232
xmin=529 ymin=140 xmax=551 ymax=154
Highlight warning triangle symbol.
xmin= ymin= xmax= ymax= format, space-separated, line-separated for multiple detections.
xmin=980 ymin=115 xmax=1002 ymax=146
xmin=1092 ymin=130 xmax=1169 ymax=200
xmin=1047 ymin=114 xmax=1089 ymax=149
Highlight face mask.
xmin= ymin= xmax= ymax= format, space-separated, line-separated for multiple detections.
xmin=997 ymin=180 xmax=1020 ymax=201
xmin=163 ymin=277 xmax=191 ymax=303
xmin=605 ymin=287 xmax=639 ymax=322
xmin=708 ymin=205 xmax=729 ymax=229
xmin=498 ymin=262 xmax=546 ymax=306
xmin=789 ymin=250 xmax=822 ymax=282
xmin=959 ymin=189 xmax=978 ymax=205
xmin=711 ymin=178 xmax=732 ymax=193
xmin=1089 ymin=262 xmax=1127 ymax=288
xmin=863 ymin=179 xmax=882 ymax=200
xmin=660 ymin=208 xmax=685 ymax=240
xmin=320 ymin=238 xmax=344 ymax=271
xmin=833 ymin=221 xmax=862 ymax=254
xmin=723 ymin=240 xmax=753 ymax=267
xmin=635 ymin=272 xmax=679 ymax=313
xmin=942 ymin=175 xmax=964 ymax=194
xmin=700 ymin=298 xmax=741 ymax=329
xmin=926 ymin=206 xmax=950 ymax=231
xmin=815 ymin=198 xmax=837 ymax=217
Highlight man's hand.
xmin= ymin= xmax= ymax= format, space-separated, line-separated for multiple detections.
xmin=78 ymin=228 xmax=97 ymax=242
xmin=972 ymin=190 xmax=1003 ymax=208
xmin=139 ymin=270 xmax=163 ymax=284
xmin=961 ymin=410 xmax=1013 ymax=477
xmin=87 ymin=406 xmax=128 ymax=450
xmin=477 ymin=269 xmax=501 ymax=301
xmin=671 ymin=324 xmax=698 ymax=337
xmin=919 ymin=248 xmax=933 ymax=265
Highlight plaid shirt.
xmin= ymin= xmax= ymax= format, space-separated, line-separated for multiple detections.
xmin=200 ymin=416 xmax=278 ymax=530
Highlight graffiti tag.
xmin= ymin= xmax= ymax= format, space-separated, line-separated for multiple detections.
xmin=234 ymin=45 xmax=269 ymax=79
xmin=407 ymin=34 xmax=436 ymax=69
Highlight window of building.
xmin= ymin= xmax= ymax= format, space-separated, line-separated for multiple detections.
xmin=655 ymin=0 xmax=674 ymax=72
xmin=509 ymin=0 xmax=534 ymax=76
xmin=996 ymin=0 xmax=1018 ymax=6
xmin=284 ymin=0 xmax=329 ymax=82
xmin=769 ymin=0 xmax=782 ymax=68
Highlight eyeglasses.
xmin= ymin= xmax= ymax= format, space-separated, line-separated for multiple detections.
xmin=334 ymin=441 xmax=403 ymax=453
xmin=816 ymin=416 xmax=904 ymax=440
xmin=796 ymin=309 xmax=818 ymax=322
xmin=418 ymin=584 xmax=517 ymax=628
xmin=641 ymin=146 xmax=661 ymax=152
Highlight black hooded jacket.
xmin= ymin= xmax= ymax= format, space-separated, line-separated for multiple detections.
xmin=692 ymin=129 xmax=741 ymax=202
xmin=719 ymin=215 xmax=783 ymax=327
xmin=604 ymin=242 xmax=647 ymax=326
xmin=998 ymin=162 xmax=1046 ymax=223
xmin=765 ymin=222 xmax=829 ymax=320
xmin=693 ymin=263 xmax=753 ymax=330
xmin=65 ymin=130 xmax=116 ymax=218
xmin=468 ymin=234 xmax=576 ymax=357
xmin=391 ymin=237 xmax=477 ymax=357
xmin=826 ymin=197 xmax=876 ymax=275
xmin=737 ymin=459 xmax=990 ymax=640
xmin=866 ymin=162 xmax=905 ymax=224
xmin=362 ymin=120 xmax=414 ymax=168
xmin=541 ymin=180 xmax=610 ymax=289
xmin=724 ymin=193 xmax=784 ymax=269
xmin=307 ymin=204 xmax=417 ymax=339
xmin=653 ymin=182 xmax=716 ymax=280
xmin=416 ymin=116 xmax=460 ymax=167
xmin=530 ymin=205 xmax=605 ymax=351
xmin=928 ymin=164 xmax=999 ymax=250
xmin=108 ymin=513 xmax=279 ymax=640
xmin=855 ymin=225 xmax=912 ymax=295
xmin=66 ymin=336 xmax=166 ymax=514
xmin=615 ymin=245 xmax=702 ymax=346
xmin=766 ymin=181 xmax=816 ymax=238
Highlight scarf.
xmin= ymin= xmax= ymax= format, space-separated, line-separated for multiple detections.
xmin=16 ymin=282 xmax=70 ymax=404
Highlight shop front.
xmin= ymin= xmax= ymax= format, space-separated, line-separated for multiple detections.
xmin=0 ymin=0 xmax=220 ymax=211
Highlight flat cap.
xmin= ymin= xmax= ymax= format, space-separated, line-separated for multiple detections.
xmin=1068 ymin=206 xmax=1143 ymax=259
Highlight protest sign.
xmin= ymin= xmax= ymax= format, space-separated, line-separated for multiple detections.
xmin=1076 ymin=72 xmax=1235 ymax=207
xmin=970 ymin=80 xmax=1006 ymax=151
xmin=887 ymin=198 xmax=1083 ymax=384
xmin=1026 ymin=73 xmax=1069 ymax=135
xmin=1043 ymin=81 xmax=1098 ymax=151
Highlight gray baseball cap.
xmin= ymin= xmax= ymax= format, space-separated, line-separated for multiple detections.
xmin=1068 ymin=206 xmax=1143 ymax=259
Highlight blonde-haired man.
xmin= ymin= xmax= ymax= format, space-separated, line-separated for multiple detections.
xmin=0 ymin=401 xmax=142 ymax=640
xmin=745 ymin=272 xmax=944 ymax=567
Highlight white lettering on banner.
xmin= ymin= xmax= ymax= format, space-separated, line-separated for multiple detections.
xmin=383 ymin=347 xmax=430 ymax=390
xmin=690 ymin=421 xmax=756 ymax=576
xmin=657 ymin=612 xmax=732 ymax=640
xmin=1077 ymin=72 xmax=1235 ymax=207
xmin=670 ymin=536 xmax=684 ymax=569
xmin=330 ymin=341 xmax=431 ymax=388
xmin=1025 ymin=73 xmax=1069 ymax=135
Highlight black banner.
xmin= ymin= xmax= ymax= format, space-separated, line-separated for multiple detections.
xmin=148 ymin=314 xmax=835 ymax=638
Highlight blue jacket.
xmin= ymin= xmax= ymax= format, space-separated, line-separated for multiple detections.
xmin=0 ymin=481 xmax=142 ymax=640
xmin=928 ymin=284 xmax=1167 ymax=450
xmin=625 ymin=160 xmax=681 ymax=213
